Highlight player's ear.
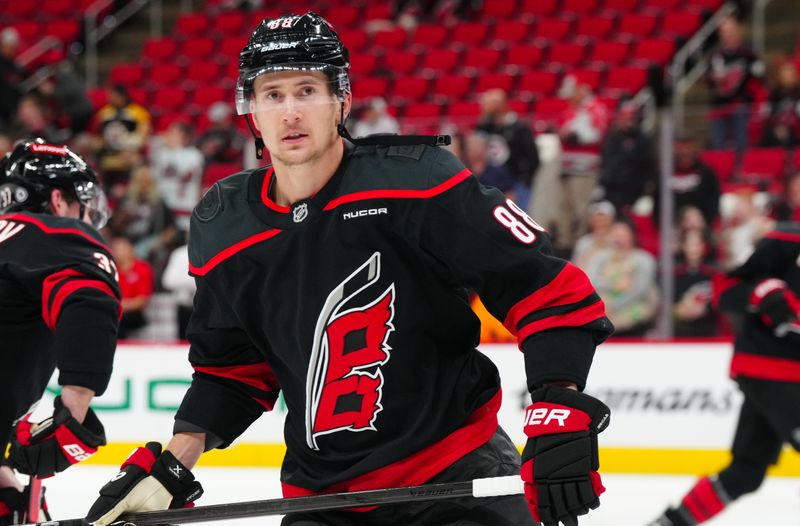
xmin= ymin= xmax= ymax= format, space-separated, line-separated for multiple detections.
xmin=49 ymin=188 xmax=66 ymax=215
xmin=339 ymin=92 xmax=352 ymax=124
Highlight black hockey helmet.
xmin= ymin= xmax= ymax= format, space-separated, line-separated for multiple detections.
xmin=0 ymin=139 xmax=109 ymax=228
xmin=236 ymin=12 xmax=350 ymax=116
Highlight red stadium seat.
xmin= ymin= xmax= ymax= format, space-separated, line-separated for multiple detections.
xmin=350 ymin=54 xmax=378 ymax=76
xmin=481 ymin=0 xmax=517 ymax=19
xmin=432 ymin=75 xmax=473 ymax=99
xmin=490 ymin=20 xmax=532 ymax=45
xmin=10 ymin=22 xmax=41 ymax=43
xmin=633 ymin=38 xmax=676 ymax=66
xmin=575 ymin=16 xmax=616 ymax=40
xmin=588 ymin=41 xmax=630 ymax=65
xmin=462 ymin=48 xmax=503 ymax=72
xmin=390 ymin=77 xmax=430 ymax=102
xmin=605 ymin=66 xmax=648 ymax=95
xmin=421 ymin=49 xmax=461 ymax=73
xmin=619 ymin=13 xmax=659 ymax=38
xmin=640 ymin=0 xmax=682 ymax=9
xmin=564 ymin=0 xmax=598 ymax=15
xmin=741 ymin=148 xmax=788 ymax=182
xmin=687 ymin=0 xmax=723 ymax=11
xmin=521 ymin=0 xmax=557 ymax=16
xmin=48 ymin=20 xmax=80 ymax=43
xmin=403 ymin=103 xmax=442 ymax=120
xmin=533 ymin=97 xmax=569 ymax=123
xmin=447 ymin=101 xmax=481 ymax=119
xmin=203 ymin=163 xmax=241 ymax=188
xmin=149 ymin=64 xmax=183 ymax=86
xmin=86 ymin=87 xmax=107 ymax=110
xmin=549 ymin=42 xmax=587 ymax=67
xmin=185 ymin=61 xmax=222 ymax=85
xmin=109 ymin=63 xmax=145 ymax=86
xmin=700 ymin=150 xmax=736 ymax=182
xmin=190 ymin=86 xmax=228 ymax=108
xmin=364 ymin=4 xmax=392 ymax=21
xmin=384 ymin=51 xmax=419 ymax=76
xmin=4 ymin=3 xmax=38 ymax=20
xmin=219 ymin=36 xmax=248 ymax=58
xmin=325 ymin=5 xmax=359 ymax=28
xmin=372 ymin=27 xmax=407 ymax=50
xmin=505 ymin=45 xmax=545 ymax=70
xmin=175 ymin=13 xmax=209 ymax=37
xmin=127 ymin=87 xmax=149 ymax=106
xmin=354 ymin=77 xmax=390 ymax=99
xmin=570 ymin=69 xmax=604 ymax=91
xmin=661 ymin=12 xmax=702 ymax=38
xmin=509 ymin=99 xmax=530 ymax=115
xmin=41 ymin=0 xmax=79 ymax=19
xmin=215 ymin=11 xmax=245 ymax=35
xmin=179 ymin=38 xmax=216 ymax=60
xmin=451 ymin=22 xmax=489 ymax=48
xmin=601 ymin=0 xmax=639 ymax=12
xmin=142 ymin=38 xmax=177 ymax=64
xmin=534 ymin=18 xmax=573 ymax=42
xmin=151 ymin=88 xmax=188 ymax=111
xmin=475 ymin=73 xmax=515 ymax=93
xmin=412 ymin=25 xmax=449 ymax=48
xmin=518 ymin=71 xmax=560 ymax=97
xmin=340 ymin=30 xmax=369 ymax=52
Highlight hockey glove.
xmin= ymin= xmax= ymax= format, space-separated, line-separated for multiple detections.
xmin=7 ymin=396 xmax=106 ymax=477
xmin=521 ymin=385 xmax=610 ymax=526
xmin=85 ymin=442 xmax=203 ymax=526
xmin=0 ymin=484 xmax=50 ymax=526
xmin=749 ymin=278 xmax=800 ymax=331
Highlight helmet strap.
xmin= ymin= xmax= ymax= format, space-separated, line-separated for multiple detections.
xmin=242 ymin=115 xmax=266 ymax=160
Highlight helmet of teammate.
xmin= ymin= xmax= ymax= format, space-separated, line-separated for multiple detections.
xmin=0 ymin=139 xmax=109 ymax=229
xmin=236 ymin=11 xmax=351 ymax=116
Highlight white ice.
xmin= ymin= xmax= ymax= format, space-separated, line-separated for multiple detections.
xmin=29 ymin=468 xmax=799 ymax=525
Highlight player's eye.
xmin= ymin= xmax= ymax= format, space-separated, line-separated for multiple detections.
xmin=299 ymin=86 xmax=316 ymax=97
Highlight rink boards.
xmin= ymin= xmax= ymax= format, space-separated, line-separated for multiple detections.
xmin=45 ymin=341 xmax=800 ymax=476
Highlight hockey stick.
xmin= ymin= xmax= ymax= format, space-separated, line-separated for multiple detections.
xmin=26 ymin=475 xmax=523 ymax=526
xmin=27 ymin=476 xmax=42 ymax=522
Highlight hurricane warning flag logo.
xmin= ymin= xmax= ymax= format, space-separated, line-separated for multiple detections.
xmin=305 ymin=252 xmax=395 ymax=450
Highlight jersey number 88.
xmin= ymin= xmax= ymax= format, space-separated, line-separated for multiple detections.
xmin=493 ymin=199 xmax=546 ymax=244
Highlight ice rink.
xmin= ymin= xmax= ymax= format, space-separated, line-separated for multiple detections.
xmin=31 ymin=467 xmax=799 ymax=525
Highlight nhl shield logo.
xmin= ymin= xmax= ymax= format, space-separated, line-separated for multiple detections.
xmin=293 ymin=203 xmax=309 ymax=223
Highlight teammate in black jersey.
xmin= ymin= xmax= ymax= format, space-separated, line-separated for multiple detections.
xmin=86 ymin=13 xmax=614 ymax=526
xmin=650 ymin=222 xmax=800 ymax=525
xmin=0 ymin=139 xmax=120 ymax=525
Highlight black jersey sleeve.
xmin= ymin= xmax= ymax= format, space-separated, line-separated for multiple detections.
xmin=416 ymin=150 xmax=613 ymax=391
xmin=0 ymin=213 xmax=121 ymax=394
xmin=176 ymin=277 xmax=281 ymax=448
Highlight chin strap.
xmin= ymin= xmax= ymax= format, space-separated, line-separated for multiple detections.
xmin=243 ymin=115 xmax=266 ymax=160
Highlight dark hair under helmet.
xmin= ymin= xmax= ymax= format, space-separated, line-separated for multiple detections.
xmin=0 ymin=138 xmax=109 ymax=228
xmin=236 ymin=12 xmax=351 ymax=115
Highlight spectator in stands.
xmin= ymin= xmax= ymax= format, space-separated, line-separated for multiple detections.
xmin=673 ymin=228 xmax=719 ymax=337
xmin=108 ymin=164 xmax=179 ymax=267
xmin=761 ymin=60 xmax=800 ymax=148
xmin=161 ymin=240 xmax=195 ymax=341
xmin=768 ymin=171 xmax=800 ymax=222
xmin=13 ymin=92 xmax=64 ymax=143
xmin=150 ymin=120 xmax=204 ymax=236
xmin=477 ymin=88 xmax=539 ymax=208
xmin=0 ymin=28 xmax=26 ymax=132
xmin=585 ymin=221 xmax=659 ymax=337
xmin=554 ymin=75 xmax=610 ymax=252
xmin=463 ymin=131 xmax=516 ymax=195
xmin=94 ymin=84 xmax=151 ymax=194
xmin=0 ymin=134 xmax=12 ymax=158
xmin=599 ymin=101 xmax=656 ymax=214
xmin=572 ymin=200 xmax=616 ymax=271
xmin=707 ymin=16 xmax=766 ymax=152
xmin=351 ymin=97 xmax=399 ymax=138
xmin=656 ymin=133 xmax=721 ymax=227
xmin=197 ymin=101 xmax=244 ymax=165
xmin=719 ymin=189 xmax=772 ymax=269
xmin=112 ymin=236 xmax=154 ymax=339
xmin=38 ymin=61 xmax=94 ymax=136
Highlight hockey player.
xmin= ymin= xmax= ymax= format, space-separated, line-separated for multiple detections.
xmin=650 ymin=221 xmax=800 ymax=525
xmin=86 ymin=13 xmax=614 ymax=526
xmin=0 ymin=139 xmax=121 ymax=525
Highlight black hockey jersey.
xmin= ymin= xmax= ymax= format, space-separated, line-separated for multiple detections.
xmin=0 ymin=212 xmax=121 ymax=395
xmin=714 ymin=222 xmax=800 ymax=382
xmin=180 ymin=144 xmax=612 ymax=495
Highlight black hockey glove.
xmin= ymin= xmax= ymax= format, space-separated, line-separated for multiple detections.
xmin=749 ymin=278 xmax=800 ymax=332
xmin=0 ymin=483 xmax=50 ymax=525
xmin=521 ymin=385 xmax=610 ymax=526
xmin=85 ymin=442 xmax=203 ymax=526
xmin=7 ymin=396 xmax=106 ymax=477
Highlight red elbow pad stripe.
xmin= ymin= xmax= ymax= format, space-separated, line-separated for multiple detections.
xmin=193 ymin=363 xmax=279 ymax=393
xmin=42 ymin=269 xmax=120 ymax=329
xmin=523 ymin=402 xmax=591 ymax=438
xmin=54 ymin=426 xmax=97 ymax=465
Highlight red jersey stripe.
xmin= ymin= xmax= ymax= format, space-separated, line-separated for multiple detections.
xmin=189 ymin=229 xmax=282 ymax=276
xmin=194 ymin=363 xmax=280 ymax=395
xmin=260 ymin=167 xmax=291 ymax=213
xmin=322 ymin=168 xmax=472 ymax=211
xmin=712 ymin=273 xmax=742 ymax=309
xmin=48 ymin=279 xmax=120 ymax=330
xmin=281 ymin=389 xmax=501 ymax=501
xmin=516 ymin=300 xmax=607 ymax=343
xmin=766 ymin=231 xmax=800 ymax=243
xmin=503 ymin=262 xmax=596 ymax=333
xmin=0 ymin=213 xmax=110 ymax=252
xmin=729 ymin=353 xmax=800 ymax=382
